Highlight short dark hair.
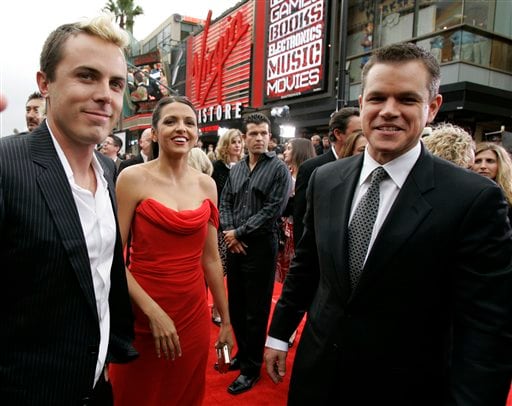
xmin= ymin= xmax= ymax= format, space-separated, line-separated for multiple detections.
xmin=109 ymin=134 xmax=123 ymax=150
xmin=328 ymin=107 xmax=360 ymax=142
xmin=27 ymin=92 xmax=44 ymax=104
xmin=361 ymin=42 xmax=440 ymax=100
xmin=242 ymin=113 xmax=271 ymax=134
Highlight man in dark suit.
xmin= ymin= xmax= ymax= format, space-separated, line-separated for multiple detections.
xmin=100 ymin=134 xmax=124 ymax=172
xmin=118 ymin=128 xmax=153 ymax=172
xmin=293 ymin=107 xmax=360 ymax=243
xmin=265 ymin=43 xmax=512 ymax=405
xmin=0 ymin=15 xmax=136 ymax=406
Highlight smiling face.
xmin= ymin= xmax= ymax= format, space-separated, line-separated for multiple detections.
xmin=359 ymin=60 xmax=442 ymax=164
xmin=37 ymin=33 xmax=127 ymax=148
xmin=153 ymin=101 xmax=198 ymax=156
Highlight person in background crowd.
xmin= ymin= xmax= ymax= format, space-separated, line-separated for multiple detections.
xmin=207 ymin=143 xmax=217 ymax=162
xmin=269 ymin=136 xmax=284 ymax=154
xmin=188 ymin=146 xmax=213 ymax=176
xmin=276 ymin=138 xmax=316 ymax=348
xmin=340 ymin=130 xmax=368 ymax=158
xmin=119 ymin=128 xmax=153 ymax=172
xmin=321 ymin=135 xmax=331 ymax=154
xmin=25 ymin=91 xmax=46 ymax=132
xmin=360 ymin=21 xmax=374 ymax=68
xmin=109 ymin=96 xmax=233 ymax=406
xmin=310 ymin=134 xmax=323 ymax=156
xmin=294 ymin=107 xmax=361 ymax=243
xmin=0 ymin=14 xmax=137 ymax=405
xmin=101 ymin=134 xmax=124 ymax=171
xmin=265 ymin=42 xmax=512 ymax=406
xmin=422 ymin=122 xmax=475 ymax=168
xmin=211 ymin=129 xmax=243 ymax=326
xmin=276 ymin=138 xmax=316 ymax=285
xmin=220 ymin=113 xmax=292 ymax=395
xmin=472 ymin=142 xmax=512 ymax=222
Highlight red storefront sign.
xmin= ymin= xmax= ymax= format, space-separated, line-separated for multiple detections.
xmin=186 ymin=2 xmax=254 ymax=124
xmin=265 ymin=0 xmax=327 ymax=102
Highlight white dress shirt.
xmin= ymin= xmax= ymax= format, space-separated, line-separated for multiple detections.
xmin=50 ymin=130 xmax=115 ymax=386
xmin=266 ymin=142 xmax=422 ymax=352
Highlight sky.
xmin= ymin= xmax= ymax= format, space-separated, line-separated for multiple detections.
xmin=0 ymin=0 xmax=240 ymax=136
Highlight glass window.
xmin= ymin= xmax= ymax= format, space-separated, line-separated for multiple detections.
xmin=422 ymin=0 xmax=463 ymax=31
xmin=493 ymin=0 xmax=511 ymax=37
xmin=374 ymin=0 xmax=415 ymax=47
xmin=347 ymin=0 xmax=375 ymax=69
xmin=463 ymin=0 xmax=494 ymax=30
xmin=149 ymin=38 xmax=157 ymax=51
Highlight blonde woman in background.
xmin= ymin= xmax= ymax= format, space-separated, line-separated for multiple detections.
xmin=188 ymin=147 xmax=213 ymax=176
xmin=422 ymin=122 xmax=475 ymax=168
xmin=472 ymin=142 xmax=512 ymax=222
xmin=340 ymin=130 xmax=368 ymax=158
xmin=211 ymin=129 xmax=244 ymax=325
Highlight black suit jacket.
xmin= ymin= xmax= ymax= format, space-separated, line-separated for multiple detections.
xmin=269 ymin=147 xmax=512 ymax=405
xmin=118 ymin=153 xmax=144 ymax=173
xmin=293 ymin=148 xmax=335 ymax=243
xmin=0 ymin=124 xmax=137 ymax=406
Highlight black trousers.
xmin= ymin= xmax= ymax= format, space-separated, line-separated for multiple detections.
xmin=226 ymin=233 xmax=278 ymax=377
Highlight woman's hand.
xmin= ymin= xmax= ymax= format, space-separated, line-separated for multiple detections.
xmin=215 ymin=323 xmax=234 ymax=353
xmin=147 ymin=305 xmax=182 ymax=360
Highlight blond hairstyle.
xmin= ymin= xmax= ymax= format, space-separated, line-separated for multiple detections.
xmin=340 ymin=130 xmax=366 ymax=158
xmin=474 ymin=142 xmax=512 ymax=206
xmin=188 ymin=147 xmax=213 ymax=176
xmin=423 ymin=123 xmax=475 ymax=168
xmin=215 ymin=129 xmax=243 ymax=164
xmin=40 ymin=13 xmax=129 ymax=82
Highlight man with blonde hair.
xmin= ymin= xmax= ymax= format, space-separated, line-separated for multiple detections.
xmin=0 ymin=14 xmax=136 ymax=405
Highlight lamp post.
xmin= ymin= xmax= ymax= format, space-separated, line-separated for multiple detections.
xmin=336 ymin=0 xmax=349 ymax=111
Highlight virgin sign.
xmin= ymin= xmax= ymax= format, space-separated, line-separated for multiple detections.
xmin=188 ymin=4 xmax=253 ymax=118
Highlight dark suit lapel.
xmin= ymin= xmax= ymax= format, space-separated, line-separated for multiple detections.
xmin=353 ymin=149 xmax=435 ymax=297
xmin=95 ymin=151 xmax=117 ymax=212
xmin=328 ymin=156 xmax=362 ymax=302
xmin=30 ymin=123 xmax=98 ymax=321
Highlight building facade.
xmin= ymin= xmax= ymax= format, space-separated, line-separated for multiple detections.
xmin=120 ymin=0 xmax=512 ymax=148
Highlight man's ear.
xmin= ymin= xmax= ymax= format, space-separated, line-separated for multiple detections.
xmin=36 ymin=71 xmax=49 ymax=97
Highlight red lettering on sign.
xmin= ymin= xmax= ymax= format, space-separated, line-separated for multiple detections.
xmin=192 ymin=11 xmax=249 ymax=106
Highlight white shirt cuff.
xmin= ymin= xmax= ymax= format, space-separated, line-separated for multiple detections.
xmin=265 ymin=336 xmax=289 ymax=352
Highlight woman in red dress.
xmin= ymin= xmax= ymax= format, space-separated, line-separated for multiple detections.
xmin=110 ymin=96 xmax=234 ymax=405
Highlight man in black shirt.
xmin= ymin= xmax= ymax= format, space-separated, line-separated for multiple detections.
xmin=220 ymin=113 xmax=292 ymax=395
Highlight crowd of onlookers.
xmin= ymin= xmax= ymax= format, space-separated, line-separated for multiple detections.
xmin=2 ymin=17 xmax=512 ymax=405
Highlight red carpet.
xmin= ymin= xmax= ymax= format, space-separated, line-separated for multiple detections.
xmin=204 ymin=282 xmax=304 ymax=405
xmin=204 ymin=282 xmax=512 ymax=406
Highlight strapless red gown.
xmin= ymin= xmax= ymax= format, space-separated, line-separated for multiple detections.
xmin=110 ymin=198 xmax=219 ymax=406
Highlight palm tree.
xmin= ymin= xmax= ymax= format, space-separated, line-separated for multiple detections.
xmin=104 ymin=0 xmax=143 ymax=34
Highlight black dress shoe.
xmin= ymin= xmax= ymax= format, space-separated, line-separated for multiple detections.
xmin=214 ymin=357 xmax=240 ymax=371
xmin=227 ymin=374 xmax=260 ymax=395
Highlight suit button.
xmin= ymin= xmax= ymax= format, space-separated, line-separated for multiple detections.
xmin=88 ymin=345 xmax=98 ymax=356
xmin=82 ymin=396 xmax=91 ymax=405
